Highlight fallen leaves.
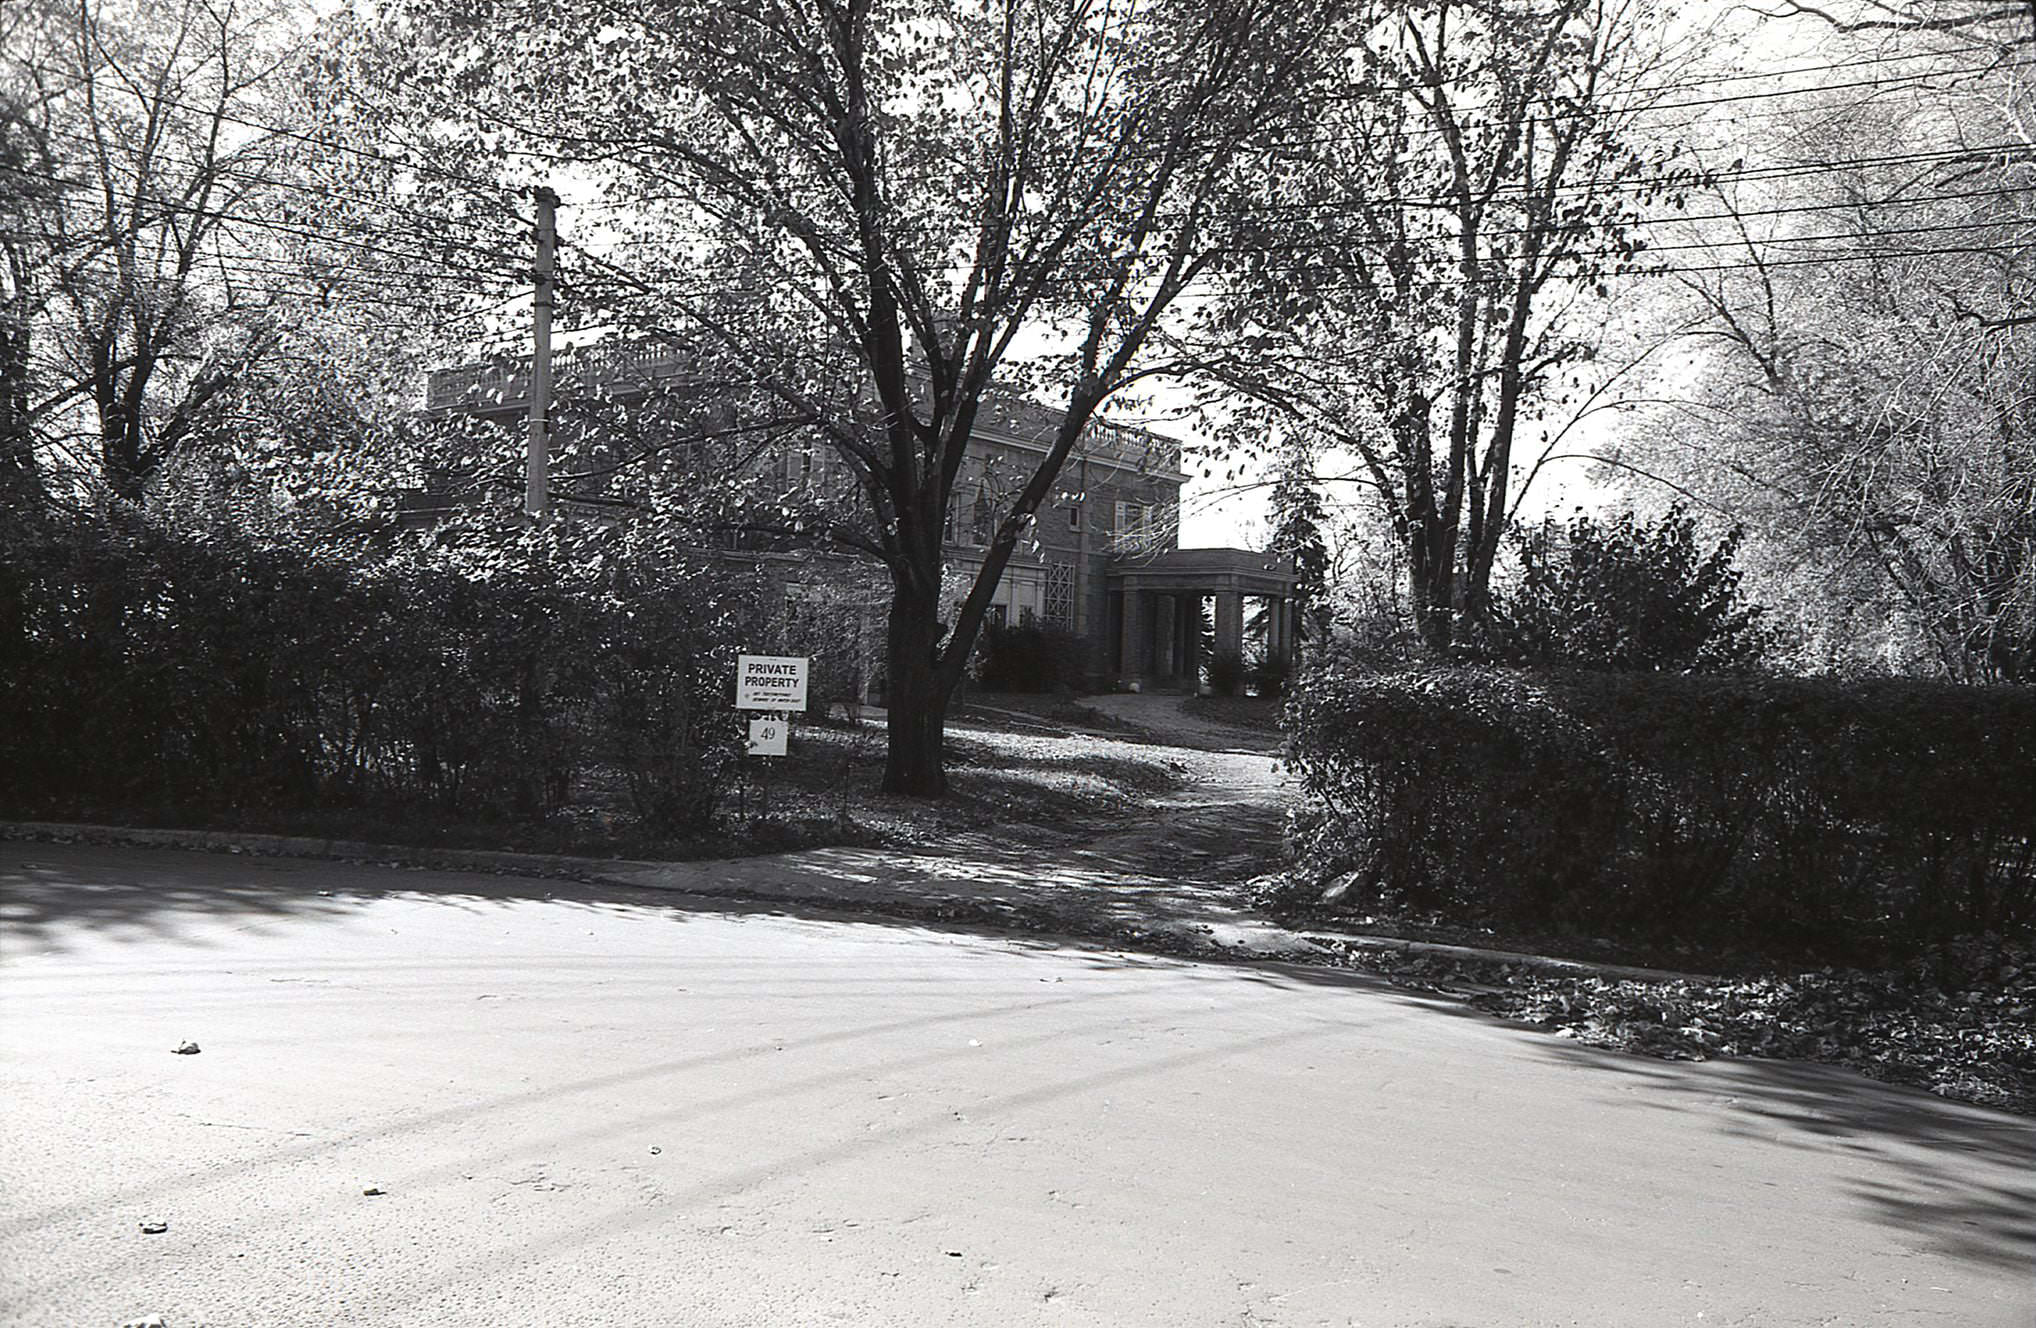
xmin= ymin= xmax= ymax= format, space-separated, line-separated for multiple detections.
xmin=1308 ymin=937 xmax=2036 ymax=1116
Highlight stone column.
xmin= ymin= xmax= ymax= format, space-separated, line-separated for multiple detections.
xmin=1214 ymin=589 xmax=1244 ymax=664
xmin=1118 ymin=586 xmax=1146 ymax=685
xmin=1153 ymin=593 xmax=1175 ymax=680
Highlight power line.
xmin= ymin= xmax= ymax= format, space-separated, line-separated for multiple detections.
xmin=0 ymin=61 xmax=532 ymax=227
xmin=18 ymin=31 xmax=2028 ymax=201
xmin=1 ymin=162 xmax=525 ymax=286
xmin=11 ymin=53 xmax=2035 ymax=330
xmin=25 ymin=121 xmax=526 ymax=261
xmin=1324 ymin=54 xmax=2036 ymax=124
xmin=16 ymin=45 xmax=2035 ymax=249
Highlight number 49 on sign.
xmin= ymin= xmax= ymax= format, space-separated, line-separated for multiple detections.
xmin=746 ymin=717 xmax=788 ymax=758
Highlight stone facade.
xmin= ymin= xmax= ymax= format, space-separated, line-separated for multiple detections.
xmin=422 ymin=346 xmax=1292 ymax=692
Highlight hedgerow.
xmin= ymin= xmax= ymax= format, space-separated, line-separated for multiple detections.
xmin=1285 ymin=666 xmax=2036 ymax=963
xmin=973 ymin=621 xmax=1087 ymax=693
xmin=0 ymin=512 xmax=752 ymax=833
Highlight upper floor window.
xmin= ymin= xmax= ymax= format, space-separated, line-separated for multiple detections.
xmin=972 ymin=486 xmax=993 ymax=546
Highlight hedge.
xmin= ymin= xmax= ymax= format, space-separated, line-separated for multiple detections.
xmin=0 ymin=514 xmax=752 ymax=833
xmin=1285 ymin=667 xmax=2036 ymax=960
xmin=973 ymin=621 xmax=1086 ymax=693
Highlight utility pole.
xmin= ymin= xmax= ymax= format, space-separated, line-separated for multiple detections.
xmin=527 ymin=185 xmax=559 ymax=521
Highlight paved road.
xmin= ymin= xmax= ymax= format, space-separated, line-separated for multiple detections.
xmin=4 ymin=844 xmax=2032 ymax=1327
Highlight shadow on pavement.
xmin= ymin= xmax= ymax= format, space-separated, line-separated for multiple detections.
xmin=1523 ymin=1030 xmax=2036 ymax=1274
xmin=9 ymin=840 xmax=2033 ymax=1284
xmin=0 ymin=840 xmax=1275 ymax=961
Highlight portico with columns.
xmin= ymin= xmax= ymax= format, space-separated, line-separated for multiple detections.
xmin=1107 ymin=548 xmax=1299 ymax=691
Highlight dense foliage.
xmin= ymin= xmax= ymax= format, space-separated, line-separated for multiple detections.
xmin=1487 ymin=506 xmax=1771 ymax=672
xmin=0 ymin=514 xmax=752 ymax=833
xmin=1204 ymin=646 xmax=1247 ymax=697
xmin=1286 ymin=666 xmax=2036 ymax=962
xmin=1611 ymin=8 xmax=2036 ymax=682
xmin=1267 ymin=445 xmax=1331 ymax=649
xmin=973 ymin=622 xmax=1087 ymax=694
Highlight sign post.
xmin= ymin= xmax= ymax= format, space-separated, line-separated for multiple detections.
xmin=735 ymin=656 xmax=808 ymax=819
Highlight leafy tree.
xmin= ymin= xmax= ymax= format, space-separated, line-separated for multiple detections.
xmin=1489 ymin=505 xmax=1771 ymax=673
xmin=1267 ymin=437 xmax=1331 ymax=652
xmin=1608 ymin=7 xmax=2036 ymax=680
xmin=2 ymin=0 xmax=313 ymax=502
xmin=334 ymin=0 xmax=1360 ymax=795
xmin=1212 ymin=0 xmax=1705 ymax=652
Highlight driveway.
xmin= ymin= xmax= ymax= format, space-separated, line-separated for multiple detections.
xmin=4 ymin=843 xmax=2031 ymax=1327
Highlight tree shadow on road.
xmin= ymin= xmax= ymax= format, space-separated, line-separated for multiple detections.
xmin=16 ymin=840 xmax=2032 ymax=1263
xmin=11 ymin=838 xmax=2031 ymax=1285
xmin=1519 ymin=1025 xmax=2036 ymax=1275
xmin=0 ymin=838 xmax=1275 ymax=961
xmin=1 ymin=844 xmax=366 ymax=953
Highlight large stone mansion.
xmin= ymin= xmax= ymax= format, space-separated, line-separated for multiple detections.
xmin=420 ymin=343 xmax=1296 ymax=692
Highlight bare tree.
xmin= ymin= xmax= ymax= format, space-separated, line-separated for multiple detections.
xmin=1611 ymin=12 xmax=2036 ymax=679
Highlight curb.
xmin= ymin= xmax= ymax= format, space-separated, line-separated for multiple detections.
xmin=2 ymin=819 xmax=1706 ymax=984
xmin=1297 ymin=931 xmax=1711 ymax=985
xmin=0 ymin=820 xmax=648 ymax=884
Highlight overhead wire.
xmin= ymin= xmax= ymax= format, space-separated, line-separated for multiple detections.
xmin=7 ymin=33 xmax=2035 ymax=342
xmin=10 ymin=40 xmax=2034 ymax=256
xmin=13 ymin=34 xmax=2033 ymax=186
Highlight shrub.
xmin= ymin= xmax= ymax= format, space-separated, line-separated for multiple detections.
xmin=1488 ymin=505 xmax=1771 ymax=673
xmin=973 ymin=621 xmax=1084 ymax=693
xmin=1204 ymin=646 xmax=1246 ymax=696
xmin=1285 ymin=665 xmax=2036 ymax=962
xmin=779 ymin=581 xmax=880 ymax=719
xmin=1247 ymin=648 xmax=1292 ymax=699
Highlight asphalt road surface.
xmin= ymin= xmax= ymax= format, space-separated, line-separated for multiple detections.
xmin=3 ymin=843 xmax=2032 ymax=1327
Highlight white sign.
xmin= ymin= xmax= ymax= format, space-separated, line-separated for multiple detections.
xmin=746 ymin=716 xmax=788 ymax=758
xmin=736 ymin=654 xmax=808 ymax=711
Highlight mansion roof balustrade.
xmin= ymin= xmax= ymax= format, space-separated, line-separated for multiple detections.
xmin=425 ymin=343 xmax=693 ymax=414
xmin=425 ymin=343 xmax=1183 ymax=481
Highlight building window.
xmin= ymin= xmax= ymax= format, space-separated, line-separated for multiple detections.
xmin=972 ymin=486 xmax=993 ymax=546
xmin=1045 ymin=561 xmax=1075 ymax=628
xmin=1068 ymin=501 xmax=1081 ymax=530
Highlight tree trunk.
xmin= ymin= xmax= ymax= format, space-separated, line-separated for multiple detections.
xmin=0 ymin=316 xmax=38 ymax=667
xmin=1402 ymin=457 xmax=1457 ymax=651
xmin=1407 ymin=535 xmax=1456 ymax=651
xmin=880 ymin=573 xmax=954 ymax=797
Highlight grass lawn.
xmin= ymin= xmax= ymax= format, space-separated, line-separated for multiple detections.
xmin=1181 ymin=694 xmax=1285 ymax=732
xmin=739 ymin=713 xmax=1190 ymax=848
